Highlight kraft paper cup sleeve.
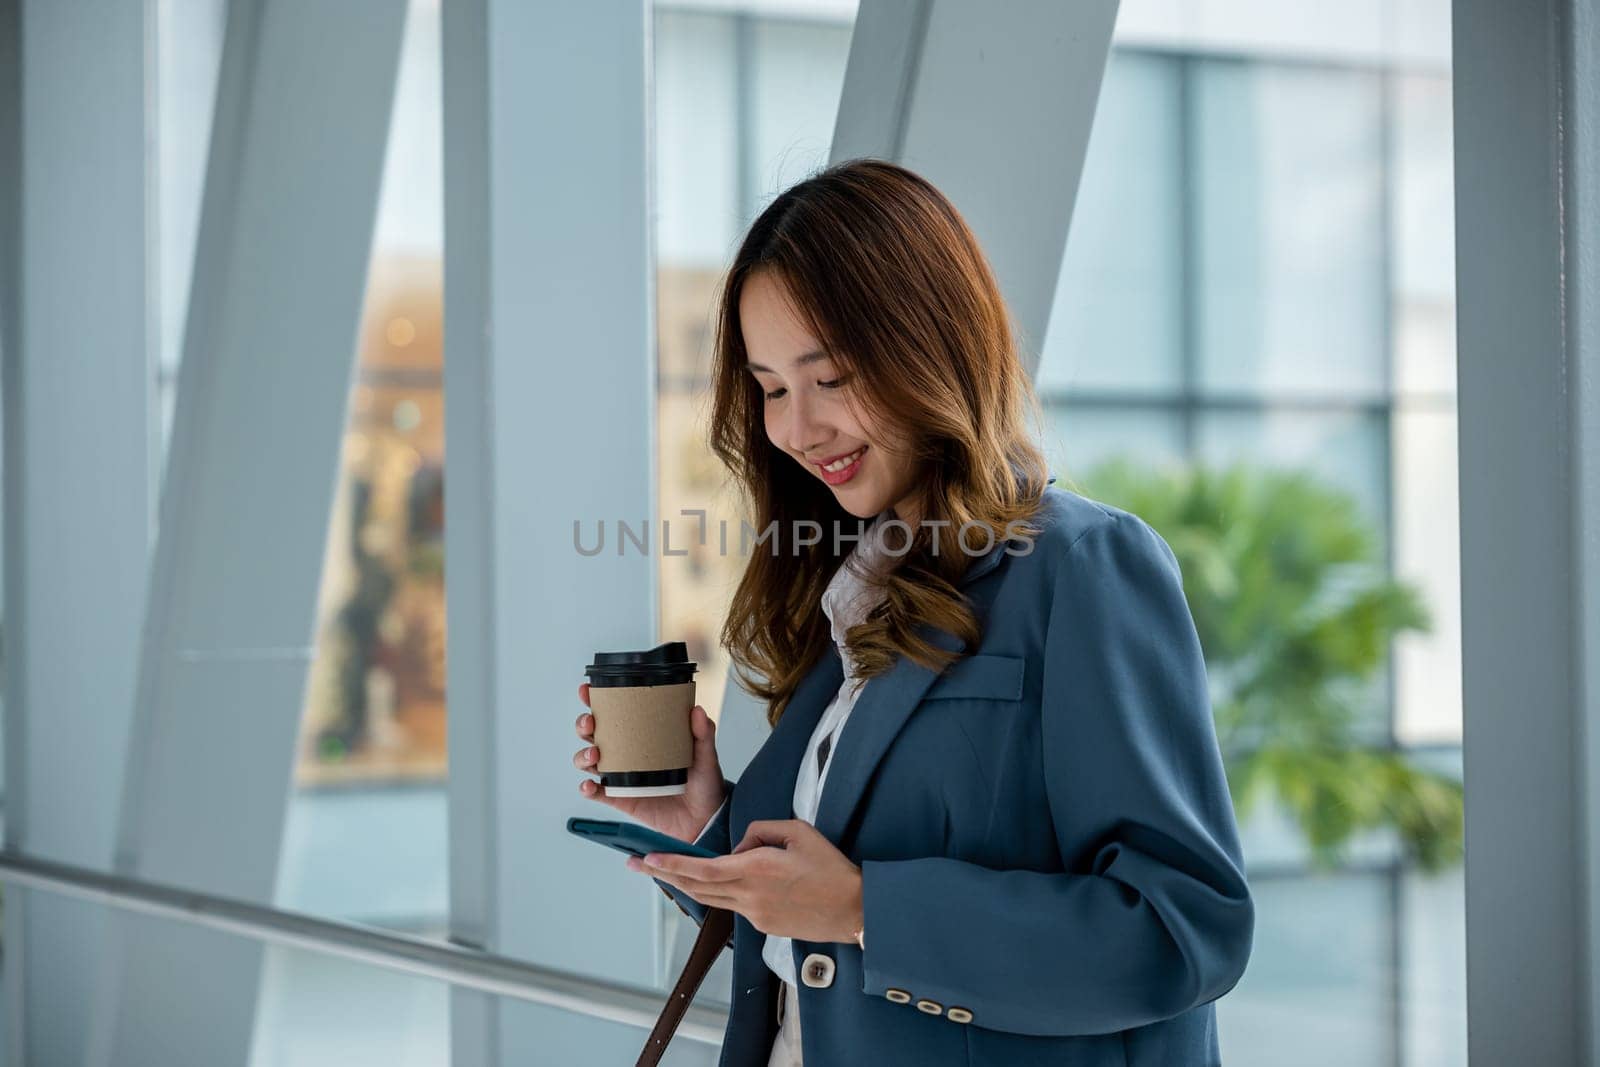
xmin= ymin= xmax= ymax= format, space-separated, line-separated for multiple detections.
xmin=589 ymin=680 xmax=696 ymax=773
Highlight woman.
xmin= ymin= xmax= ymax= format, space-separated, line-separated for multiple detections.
xmin=572 ymin=158 xmax=1253 ymax=1066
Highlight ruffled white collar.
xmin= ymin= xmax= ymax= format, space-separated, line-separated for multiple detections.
xmin=820 ymin=507 xmax=897 ymax=679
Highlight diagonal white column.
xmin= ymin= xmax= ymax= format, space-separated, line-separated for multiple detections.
xmin=1 ymin=3 xmax=160 ymax=1064
xmin=83 ymin=2 xmax=407 ymax=1065
xmin=832 ymin=0 xmax=1120 ymax=378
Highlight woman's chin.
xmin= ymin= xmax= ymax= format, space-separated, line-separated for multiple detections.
xmin=831 ymin=489 xmax=885 ymax=520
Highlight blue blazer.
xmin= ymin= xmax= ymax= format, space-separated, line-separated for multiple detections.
xmin=657 ymin=484 xmax=1254 ymax=1066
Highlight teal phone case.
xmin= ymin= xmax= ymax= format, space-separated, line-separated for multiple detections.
xmin=566 ymin=816 xmax=722 ymax=860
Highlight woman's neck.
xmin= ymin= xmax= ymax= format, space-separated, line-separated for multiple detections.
xmin=889 ymin=489 xmax=923 ymax=533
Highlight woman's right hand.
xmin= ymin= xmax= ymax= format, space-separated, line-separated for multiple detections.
xmin=573 ymin=681 xmax=728 ymax=844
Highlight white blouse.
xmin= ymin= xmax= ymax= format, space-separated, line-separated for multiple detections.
xmin=688 ymin=507 xmax=896 ymax=989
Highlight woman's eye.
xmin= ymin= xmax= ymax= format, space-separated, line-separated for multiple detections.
xmin=763 ymin=377 xmax=844 ymax=401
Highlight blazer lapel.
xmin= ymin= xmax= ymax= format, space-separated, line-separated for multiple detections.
xmin=808 ymin=622 xmax=966 ymax=845
xmin=809 ymin=531 xmax=1019 ymax=845
xmin=734 ymin=480 xmax=1052 ymax=848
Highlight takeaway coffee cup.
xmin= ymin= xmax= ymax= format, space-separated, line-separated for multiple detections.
xmin=584 ymin=641 xmax=698 ymax=797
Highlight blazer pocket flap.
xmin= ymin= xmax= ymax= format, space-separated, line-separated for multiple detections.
xmin=923 ymin=653 xmax=1025 ymax=702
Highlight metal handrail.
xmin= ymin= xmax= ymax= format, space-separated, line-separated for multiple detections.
xmin=0 ymin=849 xmax=729 ymax=1046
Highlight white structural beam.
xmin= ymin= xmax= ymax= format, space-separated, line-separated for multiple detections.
xmin=1454 ymin=0 xmax=1600 ymax=1062
xmin=831 ymin=0 xmax=1120 ymax=377
xmin=2 ymin=3 xmax=157 ymax=1064
xmin=443 ymin=1 xmax=693 ymax=1063
xmin=83 ymin=2 xmax=407 ymax=1065
xmin=0 ymin=10 xmax=15 ymax=1062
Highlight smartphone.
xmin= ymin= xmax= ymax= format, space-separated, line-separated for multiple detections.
xmin=567 ymin=817 xmax=722 ymax=861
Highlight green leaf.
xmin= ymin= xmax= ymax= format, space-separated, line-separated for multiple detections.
xmin=1078 ymin=457 xmax=1462 ymax=873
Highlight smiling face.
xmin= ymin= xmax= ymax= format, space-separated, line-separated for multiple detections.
xmin=740 ymin=270 xmax=925 ymax=526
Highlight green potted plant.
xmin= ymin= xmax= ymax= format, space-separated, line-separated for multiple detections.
xmin=1072 ymin=457 xmax=1463 ymax=872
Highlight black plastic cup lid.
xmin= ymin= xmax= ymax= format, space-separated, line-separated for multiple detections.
xmin=585 ymin=641 xmax=698 ymax=687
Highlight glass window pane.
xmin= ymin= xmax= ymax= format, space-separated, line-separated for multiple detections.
xmin=1044 ymin=403 xmax=1186 ymax=484
xmin=1218 ymin=874 xmax=1392 ymax=1066
xmin=12 ymin=895 xmax=452 ymax=1067
xmin=282 ymin=0 xmax=447 ymax=935
xmin=1391 ymin=73 xmax=1457 ymax=396
xmin=155 ymin=0 xmax=225 ymax=388
xmin=1392 ymin=406 xmax=1462 ymax=744
xmin=1196 ymin=407 xmax=1392 ymax=740
xmin=1401 ymin=867 xmax=1468 ymax=1065
xmin=252 ymin=943 xmax=450 ymax=1067
xmin=745 ymin=15 xmax=857 ymax=217
xmin=748 ymin=16 xmax=854 ymax=213
xmin=1235 ymin=792 xmax=1404 ymax=872
xmin=656 ymin=10 xmax=856 ymax=1003
xmin=1194 ymin=61 xmax=1386 ymax=398
xmin=655 ymin=10 xmax=741 ymax=268
xmin=1038 ymin=51 xmax=1184 ymax=395
xmin=159 ymin=377 xmax=176 ymax=477
xmin=656 ymin=388 xmax=740 ymax=734
xmin=648 ymin=13 xmax=1467 ymax=1062
xmin=1197 ymin=407 xmax=1388 ymax=548
xmin=275 ymin=785 xmax=449 ymax=927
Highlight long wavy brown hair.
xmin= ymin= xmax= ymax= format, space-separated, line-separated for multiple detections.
xmin=707 ymin=158 xmax=1053 ymax=729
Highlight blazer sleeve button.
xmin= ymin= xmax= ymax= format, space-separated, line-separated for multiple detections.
xmin=946 ymin=1007 xmax=973 ymax=1024
xmin=915 ymin=999 xmax=944 ymax=1015
xmin=885 ymin=988 xmax=912 ymax=1004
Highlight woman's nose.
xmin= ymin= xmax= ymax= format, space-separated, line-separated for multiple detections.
xmin=785 ymin=393 xmax=828 ymax=457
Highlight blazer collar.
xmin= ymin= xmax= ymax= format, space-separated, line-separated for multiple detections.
xmin=739 ymin=474 xmax=1053 ymax=847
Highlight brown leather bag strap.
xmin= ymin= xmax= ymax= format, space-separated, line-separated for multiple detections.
xmin=636 ymin=906 xmax=735 ymax=1067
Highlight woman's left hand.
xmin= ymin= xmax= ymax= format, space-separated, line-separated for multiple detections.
xmin=628 ymin=819 xmax=864 ymax=944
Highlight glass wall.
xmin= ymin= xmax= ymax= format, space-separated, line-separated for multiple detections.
xmin=652 ymin=5 xmax=1463 ymax=1066
xmin=654 ymin=6 xmax=856 ymax=734
xmin=1038 ymin=46 xmax=1462 ymax=1066
xmin=155 ymin=0 xmax=449 ymax=935
xmin=113 ymin=0 xmax=1462 ymax=1061
xmin=10 ymin=895 xmax=454 ymax=1067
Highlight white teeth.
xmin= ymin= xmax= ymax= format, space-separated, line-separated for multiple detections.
xmin=824 ymin=447 xmax=865 ymax=472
